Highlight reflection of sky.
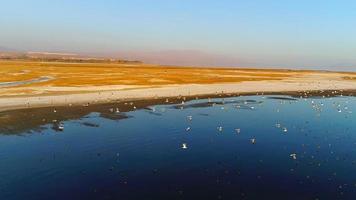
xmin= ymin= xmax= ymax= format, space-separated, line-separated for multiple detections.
xmin=1 ymin=0 xmax=356 ymax=69
xmin=1 ymin=95 xmax=356 ymax=199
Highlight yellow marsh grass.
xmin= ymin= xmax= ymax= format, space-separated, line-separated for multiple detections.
xmin=2 ymin=60 xmax=356 ymax=97
xmin=0 ymin=60 xmax=292 ymax=88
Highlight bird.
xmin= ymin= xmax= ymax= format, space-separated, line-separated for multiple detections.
xmin=250 ymin=138 xmax=256 ymax=144
xmin=235 ymin=128 xmax=241 ymax=134
xmin=290 ymin=153 xmax=297 ymax=160
xmin=182 ymin=143 xmax=188 ymax=149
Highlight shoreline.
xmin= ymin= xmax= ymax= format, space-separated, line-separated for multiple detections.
xmin=0 ymin=85 xmax=353 ymax=135
xmin=1 ymin=80 xmax=356 ymax=113
xmin=1 ymin=81 xmax=355 ymax=135
xmin=2 ymin=60 xmax=356 ymax=112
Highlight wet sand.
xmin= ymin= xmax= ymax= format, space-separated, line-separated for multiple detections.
xmin=1 ymin=60 xmax=356 ymax=112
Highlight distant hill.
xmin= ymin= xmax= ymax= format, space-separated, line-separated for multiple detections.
xmin=0 ymin=50 xmax=142 ymax=64
xmin=0 ymin=46 xmax=16 ymax=52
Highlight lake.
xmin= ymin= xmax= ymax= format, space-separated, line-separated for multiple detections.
xmin=0 ymin=94 xmax=356 ymax=199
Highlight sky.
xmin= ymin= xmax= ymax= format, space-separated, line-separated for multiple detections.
xmin=1 ymin=0 xmax=356 ymax=69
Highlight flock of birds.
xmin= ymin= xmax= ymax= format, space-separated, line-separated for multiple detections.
xmin=168 ymin=91 xmax=356 ymax=197
xmin=169 ymin=91 xmax=356 ymax=171
xmin=19 ymin=89 xmax=356 ymax=198
xmin=50 ymin=90 xmax=353 ymax=161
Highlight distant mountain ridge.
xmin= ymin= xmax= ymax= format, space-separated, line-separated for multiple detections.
xmin=0 ymin=50 xmax=142 ymax=64
xmin=0 ymin=46 xmax=16 ymax=52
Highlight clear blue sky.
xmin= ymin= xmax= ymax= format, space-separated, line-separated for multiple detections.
xmin=1 ymin=0 xmax=356 ymax=69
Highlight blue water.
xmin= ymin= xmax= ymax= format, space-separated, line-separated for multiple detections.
xmin=0 ymin=95 xmax=356 ymax=199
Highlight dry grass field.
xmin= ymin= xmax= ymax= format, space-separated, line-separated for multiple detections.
xmin=1 ymin=59 xmax=356 ymax=97
xmin=0 ymin=60 xmax=297 ymax=96
xmin=0 ymin=60 xmax=292 ymax=85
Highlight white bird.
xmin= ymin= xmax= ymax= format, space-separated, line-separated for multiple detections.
xmin=54 ymin=123 xmax=64 ymax=131
xmin=250 ymin=138 xmax=256 ymax=144
xmin=235 ymin=128 xmax=241 ymax=134
xmin=290 ymin=153 xmax=297 ymax=160
xmin=217 ymin=126 xmax=223 ymax=132
xmin=182 ymin=143 xmax=188 ymax=149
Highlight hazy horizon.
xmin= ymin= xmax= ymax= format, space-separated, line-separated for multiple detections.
xmin=1 ymin=0 xmax=356 ymax=70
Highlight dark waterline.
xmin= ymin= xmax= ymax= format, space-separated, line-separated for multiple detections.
xmin=1 ymin=94 xmax=356 ymax=199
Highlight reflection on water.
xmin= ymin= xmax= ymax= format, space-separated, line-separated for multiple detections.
xmin=1 ymin=93 xmax=356 ymax=199
xmin=0 ymin=97 xmax=188 ymax=135
xmin=171 ymin=99 xmax=263 ymax=110
xmin=81 ymin=122 xmax=100 ymax=128
xmin=267 ymin=96 xmax=298 ymax=101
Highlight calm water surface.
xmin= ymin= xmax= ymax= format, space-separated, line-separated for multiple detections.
xmin=1 ymin=95 xmax=356 ymax=199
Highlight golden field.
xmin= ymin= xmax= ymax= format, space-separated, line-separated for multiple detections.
xmin=0 ymin=60 xmax=294 ymax=96
xmin=0 ymin=59 xmax=356 ymax=98
xmin=0 ymin=60 xmax=291 ymax=85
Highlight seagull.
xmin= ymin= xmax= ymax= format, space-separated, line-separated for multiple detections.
xmin=235 ymin=128 xmax=241 ymax=134
xmin=58 ymin=123 xmax=64 ymax=131
xmin=217 ymin=126 xmax=223 ymax=132
xmin=290 ymin=153 xmax=297 ymax=160
xmin=182 ymin=143 xmax=188 ymax=149
xmin=250 ymin=138 xmax=256 ymax=144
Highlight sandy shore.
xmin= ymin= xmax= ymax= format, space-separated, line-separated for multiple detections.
xmin=1 ymin=73 xmax=356 ymax=112
xmin=1 ymin=60 xmax=356 ymax=112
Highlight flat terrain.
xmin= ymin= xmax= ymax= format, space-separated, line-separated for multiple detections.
xmin=1 ymin=60 xmax=356 ymax=111
xmin=0 ymin=60 xmax=291 ymax=96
